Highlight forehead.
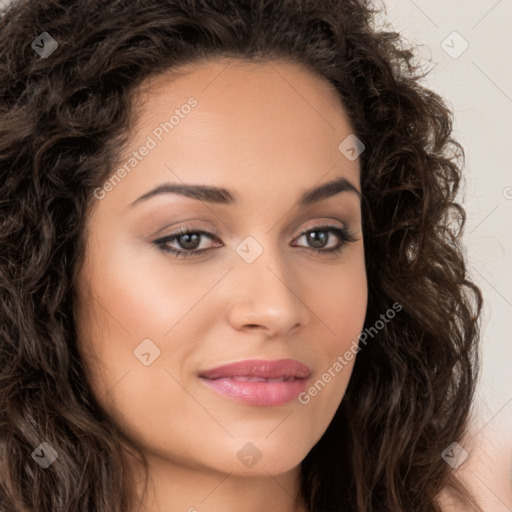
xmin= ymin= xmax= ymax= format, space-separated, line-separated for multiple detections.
xmin=127 ymin=57 xmax=355 ymax=155
xmin=98 ymin=58 xmax=361 ymax=214
xmin=135 ymin=57 xmax=346 ymax=119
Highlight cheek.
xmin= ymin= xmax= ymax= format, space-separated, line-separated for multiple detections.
xmin=299 ymin=252 xmax=367 ymax=409
xmin=73 ymin=240 xmax=227 ymax=409
xmin=79 ymin=230 xmax=223 ymax=345
xmin=322 ymin=274 xmax=367 ymax=333
xmin=312 ymin=251 xmax=368 ymax=352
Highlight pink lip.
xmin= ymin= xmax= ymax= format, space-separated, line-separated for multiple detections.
xmin=199 ymin=358 xmax=311 ymax=407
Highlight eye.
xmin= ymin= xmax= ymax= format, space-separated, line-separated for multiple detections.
xmin=292 ymin=224 xmax=359 ymax=254
xmin=153 ymin=227 xmax=221 ymax=259
xmin=152 ymin=223 xmax=358 ymax=259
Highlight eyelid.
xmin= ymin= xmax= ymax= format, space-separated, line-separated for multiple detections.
xmin=152 ymin=221 xmax=359 ymax=259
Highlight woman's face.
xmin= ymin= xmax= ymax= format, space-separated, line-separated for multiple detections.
xmin=75 ymin=58 xmax=367 ymax=479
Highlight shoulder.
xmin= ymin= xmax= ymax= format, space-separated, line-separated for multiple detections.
xmin=437 ymin=427 xmax=512 ymax=512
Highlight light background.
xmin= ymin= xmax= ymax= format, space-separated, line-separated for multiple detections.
xmin=1 ymin=0 xmax=511 ymax=508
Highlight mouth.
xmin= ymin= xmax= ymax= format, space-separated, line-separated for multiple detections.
xmin=198 ymin=358 xmax=311 ymax=406
xmin=225 ymin=375 xmax=299 ymax=382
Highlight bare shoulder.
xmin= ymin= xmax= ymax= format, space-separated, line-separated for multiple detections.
xmin=436 ymin=483 xmax=478 ymax=512
xmin=436 ymin=429 xmax=512 ymax=512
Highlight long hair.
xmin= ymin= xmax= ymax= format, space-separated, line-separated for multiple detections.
xmin=0 ymin=0 xmax=483 ymax=510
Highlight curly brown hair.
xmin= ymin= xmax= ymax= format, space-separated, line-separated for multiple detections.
xmin=0 ymin=0 xmax=483 ymax=511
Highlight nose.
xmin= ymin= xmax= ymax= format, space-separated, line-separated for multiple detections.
xmin=226 ymin=247 xmax=311 ymax=337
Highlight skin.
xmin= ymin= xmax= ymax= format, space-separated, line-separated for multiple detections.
xmin=438 ymin=418 xmax=512 ymax=511
xmin=74 ymin=58 xmax=368 ymax=512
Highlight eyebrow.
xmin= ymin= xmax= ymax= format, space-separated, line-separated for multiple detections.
xmin=128 ymin=175 xmax=361 ymax=208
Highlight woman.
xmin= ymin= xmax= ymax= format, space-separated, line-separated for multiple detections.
xmin=0 ymin=0 xmax=484 ymax=510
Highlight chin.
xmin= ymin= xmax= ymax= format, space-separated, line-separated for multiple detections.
xmin=224 ymin=435 xmax=312 ymax=476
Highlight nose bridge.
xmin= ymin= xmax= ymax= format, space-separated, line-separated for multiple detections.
xmin=227 ymin=235 xmax=310 ymax=334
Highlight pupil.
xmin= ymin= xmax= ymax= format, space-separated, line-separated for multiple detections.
xmin=179 ymin=233 xmax=200 ymax=250
xmin=308 ymin=231 xmax=327 ymax=248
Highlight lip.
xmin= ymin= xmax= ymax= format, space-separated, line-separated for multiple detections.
xmin=198 ymin=358 xmax=311 ymax=407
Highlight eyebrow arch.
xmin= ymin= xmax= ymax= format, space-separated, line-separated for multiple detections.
xmin=128 ymin=175 xmax=361 ymax=208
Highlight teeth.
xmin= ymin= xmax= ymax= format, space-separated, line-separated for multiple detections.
xmin=230 ymin=376 xmax=294 ymax=382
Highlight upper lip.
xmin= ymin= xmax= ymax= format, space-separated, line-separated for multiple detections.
xmin=199 ymin=358 xmax=311 ymax=380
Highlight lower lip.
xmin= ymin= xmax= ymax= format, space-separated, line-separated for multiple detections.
xmin=199 ymin=377 xmax=309 ymax=406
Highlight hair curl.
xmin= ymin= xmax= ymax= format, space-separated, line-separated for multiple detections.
xmin=0 ymin=0 xmax=483 ymax=511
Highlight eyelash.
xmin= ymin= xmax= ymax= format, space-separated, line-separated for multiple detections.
xmin=153 ymin=223 xmax=359 ymax=259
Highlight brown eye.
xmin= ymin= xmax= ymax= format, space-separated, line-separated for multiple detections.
xmin=153 ymin=224 xmax=358 ymax=260
xmin=292 ymin=225 xmax=358 ymax=253
xmin=153 ymin=228 xmax=221 ymax=258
